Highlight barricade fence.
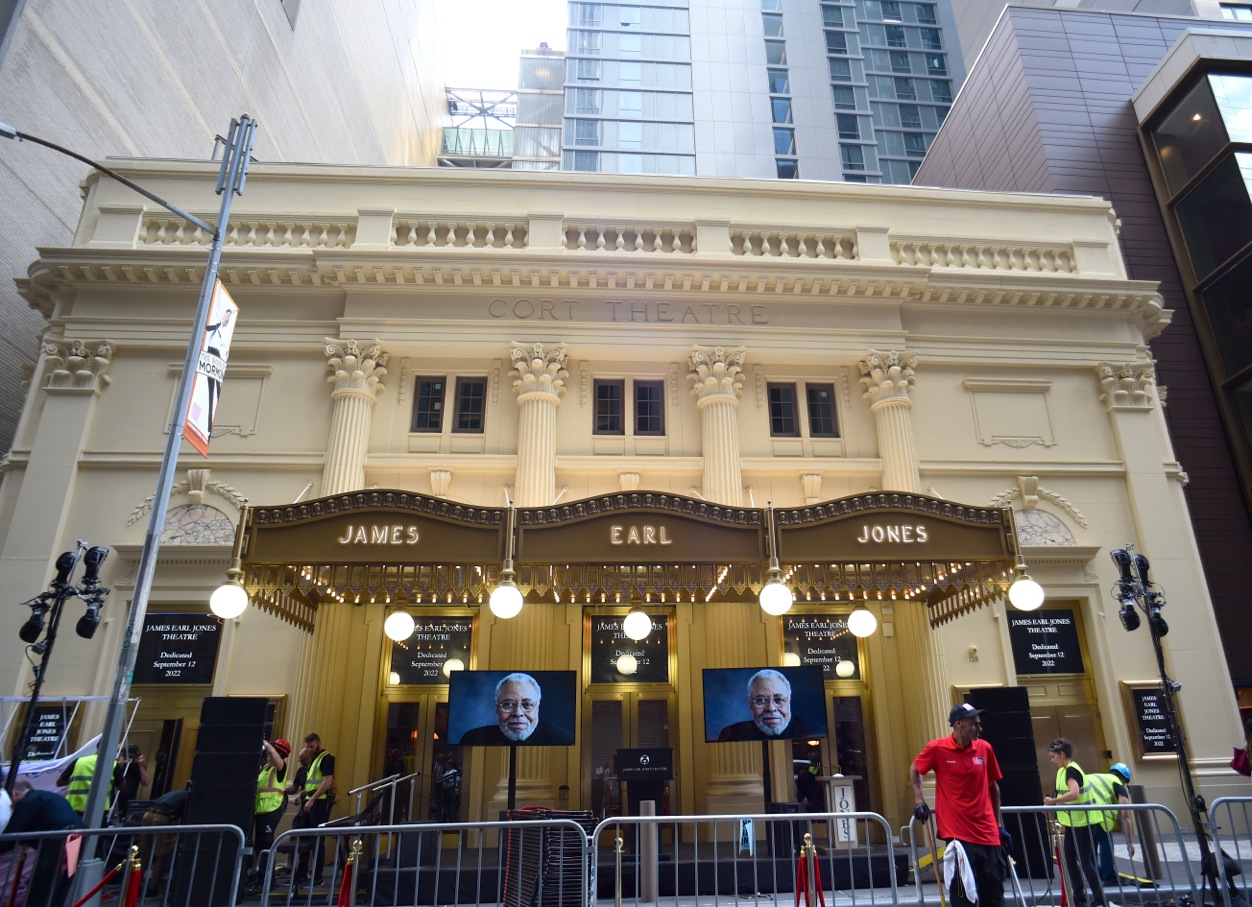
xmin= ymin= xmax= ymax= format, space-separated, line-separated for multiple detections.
xmin=1208 ymin=796 xmax=1252 ymax=907
xmin=0 ymin=822 xmax=245 ymax=907
xmin=0 ymin=801 xmax=1214 ymax=907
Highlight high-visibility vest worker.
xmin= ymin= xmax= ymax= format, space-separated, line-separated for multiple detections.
xmin=1054 ymin=759 xmax=1097 ymax=827
xmin=305 ymin=750 xmax=333 ymax=801
xmin=66 ymin=753 xmax=99 ymax=814
xmin=1084 ymin=772 xmax=1124 ymax=830
xmin=255 ymin=738 xmax=292 ymax=815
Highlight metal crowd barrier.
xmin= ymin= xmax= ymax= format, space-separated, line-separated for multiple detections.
xmin=0 ymin=821 xmax=245 ymax=907
xmin=1208 ymin=796 xmax=1252 ymax=907
xmin=592 ymin=810 xmax=901 ymax=907
xmin=262 ymin=816 xmax=593 ymax=906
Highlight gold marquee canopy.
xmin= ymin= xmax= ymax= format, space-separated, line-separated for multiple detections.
xmin=238 ymin=490 xmax=1022 ymax=632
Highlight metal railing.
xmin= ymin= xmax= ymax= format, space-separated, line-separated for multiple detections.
xmin=0 ymin=822 xmax=245 ymax=907
xmin=901 ymin=803 xmax=1200 ymax=907
xmin=1207 ymin=796 xmax=1252 ymax=907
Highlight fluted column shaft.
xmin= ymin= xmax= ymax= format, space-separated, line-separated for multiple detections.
xmin=860 ymin=350 xmax=921 ymax=494
xmin=688 ymin=347 xmax=746 ymax=507
xmin=322 ymin=339 xmax=388 ymax=496
xmin=511 ymin=342 xmax=567 ymax=507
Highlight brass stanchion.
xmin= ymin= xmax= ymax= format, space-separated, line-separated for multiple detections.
xmin=615 ymin=835 xmax=625 ymax=907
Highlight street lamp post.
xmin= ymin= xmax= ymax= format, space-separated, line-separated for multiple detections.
xmin=1109 ymin=544 xmax=1221 ymax=903
xmin=0 ymin=115 xmax=257 ymax=827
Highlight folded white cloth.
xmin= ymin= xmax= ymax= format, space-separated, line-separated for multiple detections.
xmin=943 ymin=839 xmax=979 ymax=904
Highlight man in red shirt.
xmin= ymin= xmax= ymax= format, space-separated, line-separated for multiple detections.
xmin=910 ymin=702 xmax=1009 ymax=907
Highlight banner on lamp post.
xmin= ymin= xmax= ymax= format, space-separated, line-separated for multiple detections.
xmin=183 ymin=279 xmax=239 ymax=456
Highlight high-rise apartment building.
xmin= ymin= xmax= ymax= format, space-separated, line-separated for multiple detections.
xmin=560 ymin=0 xmax=965 ymax=184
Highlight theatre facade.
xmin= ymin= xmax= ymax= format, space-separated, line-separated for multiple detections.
xmin=0 ymin=161 xmax=1240 ymax=829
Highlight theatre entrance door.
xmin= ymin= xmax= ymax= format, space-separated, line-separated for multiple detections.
xmin=582 ymin=691 xmax=674 ymax=819
xmin=380 ymin=696 xmax=461 ymax=824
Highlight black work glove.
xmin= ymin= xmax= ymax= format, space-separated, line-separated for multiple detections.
xmin=999 ymin=825 xmax=1014 ymax=851
xmin=913 ymin=801 xmax=931 ymax=823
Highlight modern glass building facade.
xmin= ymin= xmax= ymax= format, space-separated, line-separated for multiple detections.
xmin=561 ymin=0 xmax=965 ymax=183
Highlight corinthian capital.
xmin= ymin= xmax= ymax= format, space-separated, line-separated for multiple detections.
xmin=510 ymin=342 xmax=568 ymax=398
xmin=1095 ymin=361 xmax=1156 ymax=411
xmin=860 ymin=349 xmax=919 ymax=406
xmin=325 ymin=338 xmax=388 ymax=398
xmin=43 ymin=339 xmax=114 ymax=393
xmin=688 ymin=346 xmax=746 ymax=403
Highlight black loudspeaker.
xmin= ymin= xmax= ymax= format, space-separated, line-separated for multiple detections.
xmin=173 ymin=697 xmax=269 ymax=907
xmin=963 ymin=688 xmax=1053 ymax=880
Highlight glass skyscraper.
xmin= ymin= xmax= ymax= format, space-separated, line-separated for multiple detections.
xmin=561 ymin=0 xmax=965 ymax=183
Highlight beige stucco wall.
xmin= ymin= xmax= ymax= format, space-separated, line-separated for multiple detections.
xmin=0 ymin=161 xmax=1239 ymax=830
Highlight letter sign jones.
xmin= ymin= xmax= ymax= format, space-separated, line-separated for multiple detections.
xmin=854 ymin=524 xmax=929 ymax=544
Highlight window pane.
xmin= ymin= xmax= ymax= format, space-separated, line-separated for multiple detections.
xmin=1221 ymin=2 xmax=1252 ymax=18
xmin=773 ymin=127 xmax=796 ymax=155
xmin=904 ymin=131 xmax=928 ymax=156
xmin=1201 ymin=252 xmax=1252 ymax=375
xmin=573 ymin=150 xmax=599 ymax=171
xmin=826 ymin=30 xmax=848 ymax=54
xmin=766 ymin=40 xmax=786 ymax=64
xmin=776 ymin=158 xmax=799 ymax=179
xmin=768 ymin=383 xmax=800 ymax=436
xmin=837 ymin=113 xmax=860 ymax=139
xmin=916 ymin=3 xmax=937 ymax=22
xmin=411 ymin=378 xmax=446 ymax=432
xmin=926 ymin=54 xmax=947 ymax=75
xmin=921 ymin=28 xmax=942 ymax=49
xmin=895 ymin=77 xmax=917 ymax=99
xmin=841 ymin=144 xmax=865 ymax=170
xmin=833 ymin=85 xmax=856 ymax=109
xmin=901 ymin=104 xmax=921 ymax=128
xmin=931 ymin=79 xmax=951 ymax=102
xmin=594 ymin=380 xmax=625 ymax=434
xmin=829 ymin=58 xmax=852 ymax=82
xmin=768 ymin=68 xmax=791 ymax=94
xmin=806 ymin=384 xmax=839 ymax=437
xmin=453 ymin=378 xmax=487 ymax=433
xmin=634 ymin=380 xmax=665 ymax=435
xmin=822 ymin=5 xmax=844 ymax=27
xmin=882 ymin=0 xmax=903 ymax=20
xmin=1176 ymin=151 xmax=1252 ymax=280
xmin=772 ymin=97 xmax=793 ymax=124
xmin=763 ymin=13 xmax=784 ymax=36
xmin=575 ymin=119 xmax=600 ymax=145
xmin=886 ymin=25 xmax=906 ymax=46
xmin=891 ymin=51 xmax=911 ymax=73
xmin=1212 ymin=74 xmax=1252 ymax=142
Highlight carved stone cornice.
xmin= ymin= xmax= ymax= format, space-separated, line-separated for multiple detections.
xmin=688 ymin=346 xmax=746 ymax=404
xmin=860 ymin=349 xmax=919 ymax=407
xmin=325 ymin=339 xmax=388 ymax=400
xmin=42 ymin=339 xmax=113 ymax=394
xmin=510 ymin=342 xmax=568 ymax=400
xmin=1096 ymin=360 xmax=1156 ymax=411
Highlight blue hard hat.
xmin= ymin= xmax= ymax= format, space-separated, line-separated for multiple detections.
xmin=1110 ymin=762 xmax=1131 ymax=782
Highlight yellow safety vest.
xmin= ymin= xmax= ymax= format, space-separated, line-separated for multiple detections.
xmin=1085 ymin=772 xmax=1122 ymax=830
xmin=255 ymin=763 xmax=285 ymax=814
xmin=304 ymin=751 xmax=332 ymax=801
xmin=66 ymin=754 xmax=98 ymax=813
xmin=1055 ymin=760 xmax=1095 ymax=827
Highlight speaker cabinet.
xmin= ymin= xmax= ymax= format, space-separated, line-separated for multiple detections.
xmin=173 ymin=697 xmax=269 ymax=906
xmin=963 ymin=688 xmax=1053 ymax=879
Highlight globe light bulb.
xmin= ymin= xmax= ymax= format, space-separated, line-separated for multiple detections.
xmin=835 ymin=659 xmax=856 ymax=678
xmin=1009 ymin=575 xmax=1045 ymax=611
xmin=759 ymin=575 xmax=794 ymax=615
xmin=209 ymin=580 xmax=248 ymax=619
xmin=847 ymin=607 xmax=877 ymax=638
xmin=442 ymin=657 xmax=465 ymax=677
xmin=622 ymin=609 xmax=652 ymax=640
xmin=489 ymin=579 xmax=523 ymax=619
xmin=389 ymin=671 xmax=401 ymax=685
xmin=782 ymin=652 xmax=801 ymax=667
xmin=616 ymin=653 xmax=638 ymax=675
xmin=384 ymin=611 xmax=415 ymax=641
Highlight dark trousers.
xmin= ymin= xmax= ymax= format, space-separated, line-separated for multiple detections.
xmin=293 ymin=799 xmax=331 ymax=883
xmin=950 ymin=840 xmax=1006 ymax=907
xmin=1063 ymin=823 xmax=1107 ymax=906
xmin=1093 ymin=825 xmax=1118 ymax=884
xmin=27 ymin=839 xmax=72 ymax=907
xmin=250 ymin=804 xmax=286 ymax=878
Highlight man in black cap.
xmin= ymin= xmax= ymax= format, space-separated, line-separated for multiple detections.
xmin=909 ymin=703 xmax=1010 ymax=907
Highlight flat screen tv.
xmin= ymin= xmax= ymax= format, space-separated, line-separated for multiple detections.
xmin=447 ymin=670 xmax=577 ymax=747
xmin=702 ymin=665 xmax=828 ymax=743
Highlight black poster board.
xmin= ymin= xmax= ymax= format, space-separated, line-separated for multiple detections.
xmin=1007 ymin=609 xmax=1085 ymax=675
xmin=616 ymin=747 xmax=674 ymax=781
xmin=590 ymin=614 xmax=669 ymax=684
xmin=24 ymin=705 xmax=71 ymax=759
xmin=782 ymin=615 xmax=860 ymax=679
xmin=133 ymin=614 xmax=222 ymax=684
xmin=1126 ymin=684 xmax=1177 ymax=756
xmin=389 ymin=616 xmax=474 ymax=685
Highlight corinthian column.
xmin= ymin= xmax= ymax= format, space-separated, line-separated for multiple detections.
xmin=322 ymin=339 xmax=388 ymax=496
xmin=688 ymin=346 xmax=746 ymax=506
xmin=510 ymin=342 xmax=567 ymax=507
xmin=859 ymin=350 xmax=921 ymax=493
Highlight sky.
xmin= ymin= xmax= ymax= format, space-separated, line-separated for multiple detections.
xmin=435 ymin=0 xmax=569 ymax=90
